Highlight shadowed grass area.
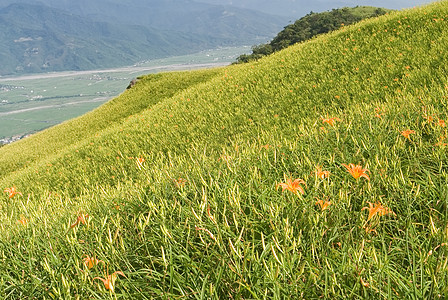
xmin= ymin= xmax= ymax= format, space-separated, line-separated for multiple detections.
xmin=1 ymin=2 xmax=448 ymax=298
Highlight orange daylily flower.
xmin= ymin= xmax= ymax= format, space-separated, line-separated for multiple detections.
xmin=3 ymin=187 xmax=22 ymax=199
xmin=374 ymin=107 xmax=385 ymax=119
xmin=315 ymin=165 xmax=330 ymax=179
xmin=438 ymin=119 xmax=446 ymax=127
xmin=362 ymin=201 xmax=395 ymax=222
xmin=83 ymin=256 xmax=105 ymax=269
xmin=322 ymin=117 xmax=342 ymax=127
xmin=136 ymin=156 xmax=146 ymax=170
xmin=173 ymin=177 xmax=187 ymax=188
xmin=93 ymin=271 xmax=125 ymax=292
xmin=277 ymin=178 xmax=306 ymax=195
xmin=17 ymin=216 xmax=28 ymax=226
xmin=315 ymin=198 xmax=332 ymax=211
xmin=423 ymin=114 xmax=434 ymax=123
xmin=70 ymin=213 xmax=89 ymax=229
xmin=401 ymin=129 xmax=415 ymax=140
xmin=342 ymin=163 xmax=370 ymax=181
xmin=435 ymin=135 xmax=448 ymax=147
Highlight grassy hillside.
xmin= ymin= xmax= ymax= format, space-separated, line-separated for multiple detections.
xmin=1 ymin=1 xmax=448 ymax=298
xmin=0 ymin=69 xmax=222 ymax=179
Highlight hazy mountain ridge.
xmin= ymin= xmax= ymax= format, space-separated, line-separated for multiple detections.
xmin=0 ymin=0 xmax=285 ymax=75
xmin=196 ymin=0 xmax=433 ymax=16
xmin=0 ymin=3 xmax=213 ymax=75
xmin=25 ymin=0 xmax=286 ymax=40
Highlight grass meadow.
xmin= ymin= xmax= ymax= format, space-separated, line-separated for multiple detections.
xmin=0 ymin=2 xmax=448 ymax=298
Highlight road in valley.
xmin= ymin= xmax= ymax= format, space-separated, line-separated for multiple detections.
xmin=0 ymin=97 xmax=109 ymax=116
xmin=0 ymin=62 xmax=230 ymax=82
xmin=0 ymin=59 xmax=234 ymax=142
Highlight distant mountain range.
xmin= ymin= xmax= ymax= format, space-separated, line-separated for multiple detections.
xmin=0 ymin=0 xmax=285 ymax=75
xmin=198 ymin=0 xmax=434 ymax=17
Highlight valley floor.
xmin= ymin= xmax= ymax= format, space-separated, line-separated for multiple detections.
xmin=0 ymin=46 xmax=249 ymax=143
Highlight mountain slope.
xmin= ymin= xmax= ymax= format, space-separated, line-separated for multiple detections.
xmin=0 ymin=0 xmax=286 ymax=75
xmin=14 ymin=0 xmax=286 ymax=40
xmin=0 ymin=3 xmax=221 ymax=75
xmin=0 ymin=1 xmax=448 ymax=298
xmin=198 ymin=0 xmax=433 ymax=16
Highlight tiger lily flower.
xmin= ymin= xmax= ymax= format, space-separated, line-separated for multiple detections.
xmin=17 ymin=216 xmax=28 ymax=226
xmin=315 ymin=165 xmax=330 ymax=179
xmin=136 ymin=156 xmax=146 ymax=170
xmin=342 ymin=163 xmax=370 ymax=181
xmin=70 ymin=213 xmax=89 ymax=229
xmin=315 ymin=198 xmax=332 ymax=211
xmin=374 ymin=107 xmax=385 ymax=119
xmin=362 ymin=201 xmax=395 ymax=222
xmin=3 ymin=187 xmax=22 ymax=199
xmin=277 ymin=178 xmax=306 ymax=195
xmin=401 ymin=129 xmax=415 ymax=140
xmin=83 ymin=256 xmax=105 ymax=269
xmin=173 ymin=177 xmax=187 ymax=188
xmin=93 ymin=271 xmax=125 ymax=292
xmin=435 ymin=135 xmax=447 ymax=147
xmin=322 ymin=117 xmax=341 ymax=127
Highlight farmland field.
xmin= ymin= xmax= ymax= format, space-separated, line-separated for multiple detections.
xmin=0 ymin=46 xmax=249 ymax=143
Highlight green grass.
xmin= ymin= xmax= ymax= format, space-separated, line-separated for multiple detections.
xmin=1 ymin=2 xmax=448 ymax=298
xmin=349 ymin=6 xmax=391 ymax=17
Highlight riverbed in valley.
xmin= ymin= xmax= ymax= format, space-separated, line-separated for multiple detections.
xmin=0 ymin=47 xmax=248 ymax=143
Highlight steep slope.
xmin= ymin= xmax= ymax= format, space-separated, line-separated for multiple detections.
xmin=0 ymin=3 xmax=219 ymax=75
xmin=0 ymin=68 xmax=222 ymax=177
xmin=0 ymin=1 xmax=448 ymax=298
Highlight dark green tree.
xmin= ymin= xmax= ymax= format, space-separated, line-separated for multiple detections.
xmin=235 ymin=6 xmax=390 ymax=63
